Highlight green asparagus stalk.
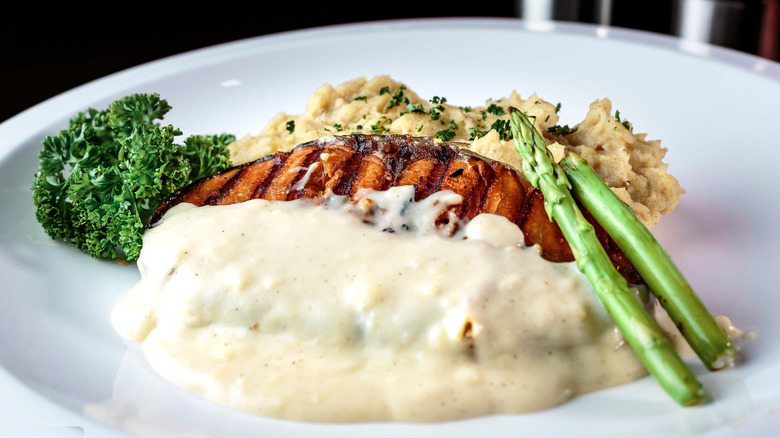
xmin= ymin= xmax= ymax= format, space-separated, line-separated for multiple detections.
xmin=560 ymin=152 xmax=736 ymax=371
xmin=508 ymin=107 xmax=705 ymax=406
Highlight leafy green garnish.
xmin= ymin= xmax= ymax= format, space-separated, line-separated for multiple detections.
xmin=490 ymin=119 xmax=512 ymax=141
xmin=615 ymin=110 xmax=632 ymax=131
xmin=386 ymin=86 xmax=410 ymax=109
xmin=468 ymin=126 xmax=488 ymax=141
xmin=370 ymin=117 xmax=391 ymax=134
xmin=31 ymin=93 xmax=233 ymax=260
xmin=399 ymin=102 xmax=425 ymax=116
xmin=547 ymin=124 xmax=578 ymax=136
xmin=486 ymin=103 xmax=504 ymax=116
xmin=434 ymin=120 xmax=458 ymax=141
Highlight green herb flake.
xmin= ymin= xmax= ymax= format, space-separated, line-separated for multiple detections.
xmin=354 ymin=96 xmax=368 ymax=102
xmin=547 ymin=124 xmax=578 ymax=136
xmin=402 ymin=102 xmax=425 ymax=116
xmin=615 ymin=110 xmax=632 ymax=131
xmin=370 ymin=117 xmax=391 ymax=134
xmin=468 ymin=126 xmax=489 ymax=141
xmin=286 ymin=120 xmax=295 ymax=134
xmin=434 ymin=120 xmax=458 ymax=142
xmin=386 ymin=86 xmax=410 ymax=109
xmin=429 ymin=106 xmax=444 ymax=121
xmin=486 ymin=103 xmax=504 ymax=116
xmin=490 ymin=119 xmax=512 ymax=141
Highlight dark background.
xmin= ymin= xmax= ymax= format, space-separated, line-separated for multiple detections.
xmin=2 ymin=1 xmax=776 ymax=124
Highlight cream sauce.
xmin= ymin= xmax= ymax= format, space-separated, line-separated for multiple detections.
xmin=112 ymin=186 xmax=652 ymax=423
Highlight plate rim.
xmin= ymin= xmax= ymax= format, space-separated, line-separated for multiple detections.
xmin=2 ymin=17 xmax=779 ymax=438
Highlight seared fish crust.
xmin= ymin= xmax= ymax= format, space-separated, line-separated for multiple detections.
xmin=149 ymin=134 xmax=641 ymax=283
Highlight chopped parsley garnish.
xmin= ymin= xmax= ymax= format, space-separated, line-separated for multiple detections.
xmin=379 ymin=86 xmax=391 ymax=95
xmin=548 ymin=124 xmax=578 ymax=136
xmin=370 ymin=117 xmax=391 ymax=134
xmin=480 ymin=110 xmax=488 ymax=121
xmin=459 ymin=106 xmax=472 ymax=113
xmin=468 ymin=118 xmax=513 ymax=141
xmin=434 ymin=120 xmax=458 ymax=142
xmin=332 ymin=123 xmax=343 ymax=131
xmin=400 ymin=102 xmax=425 ymax=116
xmin=286 ymin=120 xmax=295 ymax=134
xmin=386 ymin=85 xmax=410 ymax=109
xmin=354 ymin=96 xmax=368 ymax=102
xmin=426 ymin=96 xmax=449 ymax=121
xmin=486 ymin=103 xmax=504 ymax=116
xmin=468 ymin=126 xmax=489 ymax=141
xmin=417 ymin=123 xmax=424 ymax=132
xmin=490 ymin=119 xmax=512 ymax=141
xmin=614 ymin=110 xmax=632 ymax=131
xmin=555 ymin=102 xmax=562 ymax=113
xmin=429 ymin=105 xmax=444 ymax=121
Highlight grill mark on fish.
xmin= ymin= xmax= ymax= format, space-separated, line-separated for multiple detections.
xmin=333 ymin=147 xmax=366 ymax=196
xmin=287 ymin=147 xmax=325 ymax=201
xmin=251 ymin=153 xmax=286 ymax=200
xmin=418 ymin=153 xmax=451 ymax=201
xmin=149 ymin=134 xmax=642 ymax=283
xmin=205 ymin=168 xmax=246 ymax=205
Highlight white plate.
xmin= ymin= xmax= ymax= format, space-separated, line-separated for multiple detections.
xmin=1 ymin=18 xmax=779 ymax=438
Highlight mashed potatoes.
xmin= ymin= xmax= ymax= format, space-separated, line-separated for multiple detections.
xmin=229 ymin=75 xmax=683 ymax=227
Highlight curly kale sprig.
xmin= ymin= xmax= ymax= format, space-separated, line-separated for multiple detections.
xmin=32 ymin=93 xmax=234 ymax=260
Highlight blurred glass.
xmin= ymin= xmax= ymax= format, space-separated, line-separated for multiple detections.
xmin=514 ymin=0 xmax=779 ymax=60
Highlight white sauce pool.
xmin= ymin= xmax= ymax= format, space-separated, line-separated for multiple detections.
xmin=112 ymin=186 xmax=651 ymax=422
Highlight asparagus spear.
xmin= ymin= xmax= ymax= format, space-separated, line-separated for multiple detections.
xmin=560 ymin=152 xmax=736 ymax=370
xmin=508 ymin=107 xmax=705 ymax=406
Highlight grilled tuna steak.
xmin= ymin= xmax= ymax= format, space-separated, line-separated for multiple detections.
xmin=149 ymin=134 xmax=641 ymax=283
